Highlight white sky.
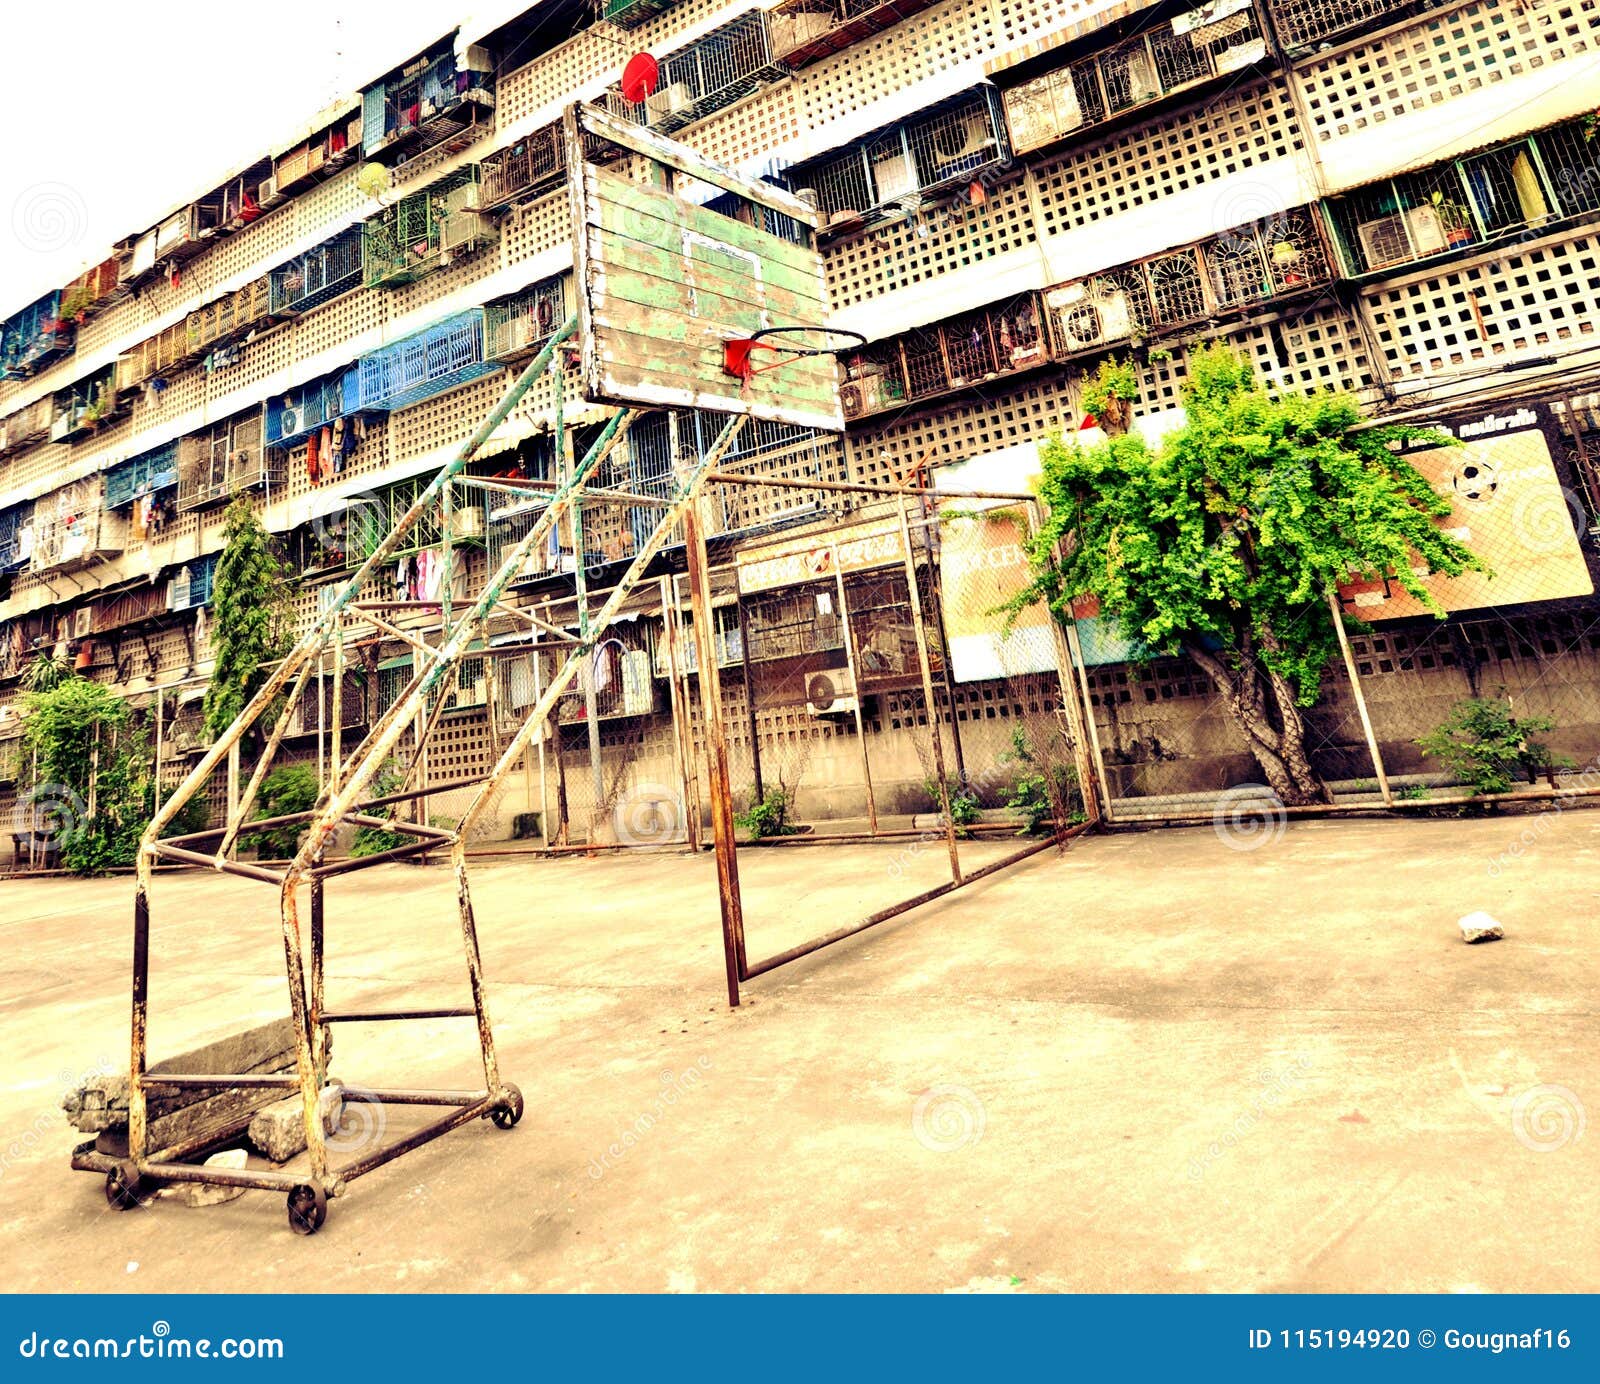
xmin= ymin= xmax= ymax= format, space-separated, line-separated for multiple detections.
xmin=0 ymin=2 xmax=465 ymax=313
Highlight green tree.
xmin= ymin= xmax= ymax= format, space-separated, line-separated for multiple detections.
xmin=1018 ymin=345 xmax=1481 ymax=804
xmin=204 ymin=495 xmax=291 ymax=739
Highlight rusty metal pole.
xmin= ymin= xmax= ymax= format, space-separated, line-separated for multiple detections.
xmin=1063 ymin=619 xmax=1115 ymax=824
xmin=1327 ymin=588 xmax=1393 ymax=807
xmin=684 ymin=505 xmax=745 ymax=1006
xmin=899 ymin=497 xmax=962 ymax=884
xmin=833 ymin=551 xmax=878 ymax=835
xmin=331 ymin=614 xmax=344 ymax=793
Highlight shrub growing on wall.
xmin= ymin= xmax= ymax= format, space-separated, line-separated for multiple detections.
xmin=204 ymin=495 xmax=292 ymax=740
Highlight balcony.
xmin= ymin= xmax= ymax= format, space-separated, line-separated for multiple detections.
xmin=602 ymin=10 xmax=788 ymax=136
xmin=768 ymin=0 xmax=941 ymax=70
xmin=187 ymin=275 xmax=276 ymax=357
xmin=49 ymin=366 xmax=130 ymax=443
xmin=1325 ymin=120 xmax=1600 ymax=279
xmin=1 ymin=292 xmax=74 ymax=380
xmin=177 ymin=411 xmax=279 ymax=512
xmin=363 ymin=170 xmax=498 ymax=289
xmin=996 ymin=0 xmax=1269 ymax=158
xmin=60 ymin=258 xmax=127 ymax=325
xmin=273 ymin=110 xmax=363 ymax=198
xmin=788 ymin=89 xmax=1011 ymax=235
xmin=0 ymin=397 xmax=54 ymax=456
xmin=265 ymin=364 xmax=372 ymax=448
xmin=356 ymin=309 xmax=499 ymax=412
xmin=839 ymin=295 xmax=1049 ymax=421
xmin=602 ymin=0 xmax=682 ymax=28
xmin=477 ymin=123 xmax=566 ymax=213
xmin=485 ymin=276 xmax=569 ymax=363
xmin=1266 ymin=0 xmax=1455 ymax=55
xmin=167 ymin=555 xmax=219 ymax=613
xmin=270 ymin=226 xmax=365 ymax=316
xmin=30 ymin=478 xmax=126 ymax=574
xmin=104 ymin=441 xmax=180 ymax=510
xmin=90 ymin=581 xmax=170 ymax=635
xmin=116 ymin=319 xmax=202 ymax=392
xmin=1043 ymin=205 xmax=1332 ymax=356
xmin=0 ymin=505 xmax=31 ymax=573
xmin=361 ymin=40 xmax=496 ymax=166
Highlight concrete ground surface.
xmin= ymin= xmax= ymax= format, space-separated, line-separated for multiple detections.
xmin=0 ymin=812 xmax=1595 ymax=1293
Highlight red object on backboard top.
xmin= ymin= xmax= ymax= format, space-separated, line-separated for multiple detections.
xmin=621 ymin=53 xmax=659 ymax=105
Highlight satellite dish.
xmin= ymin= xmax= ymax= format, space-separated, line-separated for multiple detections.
xmin=621 ymin=53 xmax=660 ymax=105
xmin=356 ymin=163 xmax=391 ymax=200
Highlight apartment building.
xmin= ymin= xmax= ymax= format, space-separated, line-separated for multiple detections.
xmin=4 ymin=0 xmax=1600 ymax=847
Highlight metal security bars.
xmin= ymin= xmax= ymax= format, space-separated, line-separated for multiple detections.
xmin=176 ymin=411 xmax=275 ymax=513
xmin=477 ymin=123 xmax=567 ymax=212
xmin=0 ymin=291 xmax=72 ymax=379
xmin=485 ymin=275 xmax=570 ymax=362
xmin=1324 ymin=119 xmax=1600 ymax=278
xmin=603 ymin=10 xmax=787 ymax=135
xmin=839 ymin=296 xmax=1049 ymax=421
xmin=768 ymin=0 xmax=943 ymax=69
xmin=1000 ymin=0 xmax=1267 ymax=157
xmin=789 ymin=89 xmax=1009 ymax=231
xmin=1266 ymin=0 xmax=1454 ymax=53
xmin=1044 ymin=206 xmax=1332 ymax=355
xmin=363 ymin=170 xmax=498 ymax=288
xmin=356 ymin=310 xmax=498 ymax=411
xmin=361 ymin=38 xmax=496 ymax=165
xmin=270 ymin=226 xmax=365 ymax=315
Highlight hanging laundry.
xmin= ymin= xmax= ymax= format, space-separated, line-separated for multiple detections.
xmin=307 ymin=430 xmax=321 ymax=483
xmin=395 ymin=554 xmax=411 ymax=594
xmin=318 ymin=427 xmax=334 ymax=483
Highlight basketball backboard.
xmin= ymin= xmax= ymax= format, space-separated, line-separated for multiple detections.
xmin=564 ymin=103 xmax=845 ymax=434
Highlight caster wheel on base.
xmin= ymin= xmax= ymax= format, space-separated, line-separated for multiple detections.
xmin=287 ymin=1183 xmax=327 ymax=1235
xmin=490 ymin=1083 xmax=524 ymax=1129
xmin=105 ymin=1160 xmax=144 ymax=1210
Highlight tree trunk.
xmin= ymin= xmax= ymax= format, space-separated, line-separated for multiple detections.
xmin=1184 ymin=641 xmax=1330 ymax=807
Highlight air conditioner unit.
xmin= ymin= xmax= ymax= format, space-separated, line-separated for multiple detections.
xmin=447 ymin=505 xmax=485 ymax=540
xmin=805 ymin=668 xmax=859 ymax=717
xmin=1046 ymin=282 xmax=1133 ymax=351
xmin=1357 ymin=205 xmax=1449 ymax=270
xmin=277 ymin=405 xmax=302 ymax=440
xmin=932 ymin=112 xmax=996 ymax=166
xmin=258 ymin=176 xmax=286 ymax=209
xmin=645 ymin=83 xmax=693 ymax=123
xmin=840 ymin=377 xmax=886 ymax=420
xmin=441 ymin=209 xmax=497 ymax=255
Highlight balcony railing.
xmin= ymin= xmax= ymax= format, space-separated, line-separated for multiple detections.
xmin=477 ymin=124 xmax=566 ymax=213
xmin=1 ymin=291 xmax=74 ymax=380
xmin=30 ymin=479 xmax=125 ymax=574
xmin=116 ymin=319 xmax=202 ymax=392
xmin=839 ymin=296 xmax=1049 ymax=421
xmin=60 ymin=258 xmax=127 ymax=324
xmin=356 ymin=309 xmax=499 ymax=412
xmin=602 ymin=0 xmax=682 ymax=28
xmin=265 ymin=364 xmax=375 ymax=448
xmin=1325 ymin=119 xmax=1600 ymax=279
xmin=177 ymin=412 xmax=277 ymax=512
xmin=50 ymin=367 xmax=129 ymax=443
xmin=602 ymin=10 xmax=787 ymax=136
xmin=363 ymin=170 xmax=497 ymax=288
xmin=361 ymin=41 xmax=495 ymax=166
xmin=167 ymin=555 xmax=219 ymax=612
xmin=0 ymin=506 xmax=30 ymax=573
xmin=1266 ymin=0 xmax=1454 ymax=54
xmin=1044 ymin=205 xmax=1331 ymax=354
xmin=485 ymin=276 xmax=569 ymax=363
xmin=768 ymin=0 xmax=942 ymax=70
xmin=273 ymin=111 xmax=363 ymax=197
xmin=789 ymin=89 xmax=1011 ymax=233
xmin=0 ymin=397 xmax=53 ymax=456
xmin=270 ymin=226 xmax=365 ymax=316
xmin=91 ymin=581 xmax=170 ymax=635
xmin=105 ymin=441 xmax=180 ymax=510
xmin=1000 ymin=0 xmax=1268 ymax=158
xmin=188 ymin=275 xmax=278 ymax=357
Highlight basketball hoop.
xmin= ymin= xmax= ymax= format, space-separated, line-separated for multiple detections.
xmin=723 ymin=325 xmax=869 ymax=383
